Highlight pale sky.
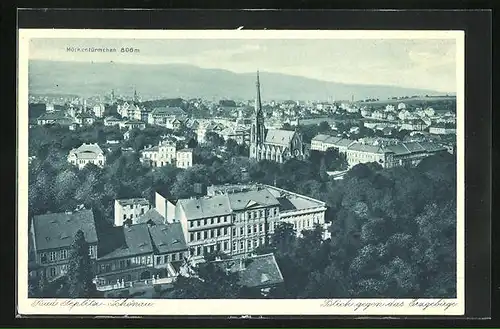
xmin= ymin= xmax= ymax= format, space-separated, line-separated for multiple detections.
xmin=29 ymin=38 xmax=457 ymax=93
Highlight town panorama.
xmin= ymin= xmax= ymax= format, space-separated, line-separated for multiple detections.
xmin=27 ymin=63 xmax=457 ymax=300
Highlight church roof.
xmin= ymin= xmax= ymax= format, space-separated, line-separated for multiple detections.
xmin=264 ymin=129 xmax=297 ymax=147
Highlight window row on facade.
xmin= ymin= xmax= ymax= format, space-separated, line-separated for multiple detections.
xmin=39 ymin=246 xmax=96 ymax=264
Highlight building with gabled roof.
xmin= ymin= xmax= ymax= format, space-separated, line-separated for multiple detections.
xmin=67 ymin=142 xmax=106 ymax=169
xmin=94 ymin=220 xmax=189 ymax=291
xmin=148 ymin=107 xmax=187 ymax=127
xmin=30 ymin=208 xmax=98 ymax=281
xmin=36 ymin=112 xmax=79 ymax=130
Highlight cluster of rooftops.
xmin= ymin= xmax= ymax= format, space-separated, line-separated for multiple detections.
xmin=312 ymin=134 xmax=446 ymax=155
xmin=31 ymin=208 xmax=187 ymax=261
xmin=179 ymin=184 xmax=326 ymax=221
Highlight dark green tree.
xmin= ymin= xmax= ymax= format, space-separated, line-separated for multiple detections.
xmin=67 ymin=230 xmax=97 ymax=298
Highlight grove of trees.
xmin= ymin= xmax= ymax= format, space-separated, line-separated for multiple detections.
xmin=28 ymin=121 xmax=456 ymax=299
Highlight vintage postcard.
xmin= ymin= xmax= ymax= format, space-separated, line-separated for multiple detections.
xmin=17 ymin=29 xmax=464 ymax=316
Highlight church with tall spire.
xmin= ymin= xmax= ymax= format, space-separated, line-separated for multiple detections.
xmin=249 ymin=71 xmax=304 ymax=163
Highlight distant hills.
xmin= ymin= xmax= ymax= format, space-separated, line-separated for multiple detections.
xmin=28 ymin=60 xmax=449 ymax=101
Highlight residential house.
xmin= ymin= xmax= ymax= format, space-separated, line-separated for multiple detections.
xmin=176 ymin=149 xmax=194 ymax=169
xmin=400 ymin=119 xmax=427 ymax=131
xmin=385 ymin=104 xmax=396 ymax=112
xmin=45 ymin=103 xmax=55 ymax=113
xmin=386 ymin=113 xmax=396 ymax=121
xmin=147 ymin=107 xmax=187 ymax=127
xmin=93 ymin=104 xmax=105 ymax=118
xmin=94 ymin=221 xmax=189 ymax=290
xmin=37 ymin=112 xmax=78 ymax=130
xmin=140 ymin=140 xmax=177 ymax=167
xmin=196 ymin=121 xmax=225 ymax=144
xmin=117 ymin=102 xmax=144 ymax=119
xmin=398 ymin=109 xmax=414 ymax=121
xmin=371 ymin=110 xmax=386 ymax=120
xmin=67 ymin=143 xmax=106 ymax=169
xmin=424 ymin=107 xmax=435 ymax=117
xmin=114 ymin=198 xmax=152 ymax=227
xmin=119 ymin=119 xmax=146 ymax=130
xmin=123 ymin=130 xmax=132 ymax=140
xmin=104 ymin=116 xmax=122 ymax=127
xmin=360 ymin=108 xmax=373 ymax=118
xmin=75 ymin=113 xmax=95 ymax=126
xmin=30 ymin=209 xmax=98 ymax=281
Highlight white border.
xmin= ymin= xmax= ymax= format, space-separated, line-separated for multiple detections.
xmin=17 ymin=29 xmax=465 ymax=316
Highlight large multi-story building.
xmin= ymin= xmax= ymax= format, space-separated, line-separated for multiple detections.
xmin=67 ymin=143 xmax=106 ymax=169
xmin=114 ymin=198 xmax=152 ymax=227
xmin=140 ymin=142 xmax=194 ymax=169
xmin=310 ymin=134 xmax=355 ymax=153
xmin=168 ymin=183 xmax=328 ymax=261
xmin=312 ymin=133 xmax=448 ymax=168
xmin=175 ymin=194 xmax=235 ymax=259
xmin=140 ymin=140 xmax=177 ymax=167
xmin=30 ymin=209 xmax=99 ymax=281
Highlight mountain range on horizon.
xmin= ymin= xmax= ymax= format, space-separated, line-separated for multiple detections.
xmin=28 ymin=60 xmax=453 ymax=101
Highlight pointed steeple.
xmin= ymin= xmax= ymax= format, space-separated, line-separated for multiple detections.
xmin=255 ymin=70 xmax=262 ymax=114
xmin=251 ymin=70 xmax=266 ymax=146
xmin=133 ymin=88 xmax=139 ymax=103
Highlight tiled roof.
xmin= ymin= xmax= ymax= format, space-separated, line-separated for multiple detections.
xmin=150 ymin=107 xmax=186 ymax=116
xmin=348 ymin=143 xmax=385 ymax=154
xmin=32 ymin=209 xmax=98 ymax=251
xmin=403 ymin=141 xmax=426 ymax=153
xmin=264 ymin=129 xmax=296 ymax=146
xmin=37 ymin=111 xmax=67 ymax=121
xmin=311 ymin=134 xmax=332 ymax=142
xmin=418 ymin=141 xmax=447 ymax=152
xmin=384 ymin=143 xmax=411 ymax=155
xmin=227 ymin=189 xmax=280 ymax=211
xmin=69 ymin=143 xmax=104 ymax=157
xmin=215 ymin=253 xmax=284 ymax=288
xmin=123 ymin=223 xmax=154 ymax=255
xmin=148 ymin=222 xmax=188 ymax=254
xmin=334 ymin=138 xmax=356 ymax=148
xmin=136 ymin=208 xmax=164 ymax=225
xmin=276 ymin=194 xmax=324 ymax=212
xmin=178 ymin=195 xmax=232 ymax=220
